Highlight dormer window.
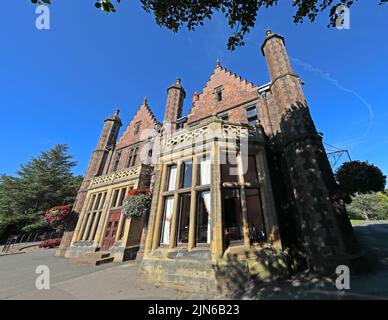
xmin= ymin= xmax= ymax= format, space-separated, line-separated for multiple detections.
xmin=134 ymin=121 xmax=142 ymax=135
xmin=215 ymin=86 xmax=223 ymax=102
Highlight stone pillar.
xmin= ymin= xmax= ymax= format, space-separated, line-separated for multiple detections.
xmin=188 ymin=156 xmax=199 ymax=251
xmin=151 ymin=164 xmax=168 ymax=251
xmin=211 ymin=139 xmax=224 ymax=264
xmin=237 ymin=154 xmax=250 ymax=247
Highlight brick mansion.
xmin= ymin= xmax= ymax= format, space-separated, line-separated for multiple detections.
xmin=58 ymin=30 xmax=362 ymax=291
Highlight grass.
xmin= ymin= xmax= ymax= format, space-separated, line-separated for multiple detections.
xmin=351 ymin=219 xmax=388 ymax=226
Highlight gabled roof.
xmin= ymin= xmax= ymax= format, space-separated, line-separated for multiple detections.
xmin=187 ymin=61 xmax=259 ymax=122
xmin=116 ymin=98 xmax=160 ymax=148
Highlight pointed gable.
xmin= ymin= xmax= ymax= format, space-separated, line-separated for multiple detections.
xmin=116 ymin=98 xmax=159 ymax=148
xmin=187 ymin=63 xmax=259 ymax=123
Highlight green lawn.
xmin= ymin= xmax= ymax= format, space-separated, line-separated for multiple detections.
xmin=351 ymin=219 xmax=388 ymax=226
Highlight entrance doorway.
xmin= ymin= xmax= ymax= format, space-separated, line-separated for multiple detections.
xmin=102 ymin=210 xmax=121 ymax=250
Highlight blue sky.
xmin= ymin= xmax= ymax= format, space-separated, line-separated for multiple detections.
xmin=0 ymin=1 xmax=387 ymax=178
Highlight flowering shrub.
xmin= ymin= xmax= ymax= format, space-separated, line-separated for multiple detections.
xmin=44 ymin=205 xmax=71 ymax=224
xmin=38 ymin=238 xmax=62 ymax=249
xmin=122 ymin=189 xmax=152 ymax=219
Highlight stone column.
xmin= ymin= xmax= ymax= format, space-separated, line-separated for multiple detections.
xmin=237 ymin=153 xmax=250 ymax=247
xmin=151 ymin=164 xmax=168 ymax=250
xmin=211 ymin=139 xmax=224 ymax=264
xmin=169 ymin=161 xmax=182 ymax=248
xmin=188 ymin=156 xmax=199 ymax=251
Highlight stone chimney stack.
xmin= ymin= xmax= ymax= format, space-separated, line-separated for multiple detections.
xmin=74 ymin=109 xmax=122 ymax=215
xmin=163 ymin=78 xmax=186 ymax=132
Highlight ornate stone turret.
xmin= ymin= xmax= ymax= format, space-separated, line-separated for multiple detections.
xmin=163 ymin=78 xmax=186 ymax=132
xmin=261 ymin=30 xmax=362 ymax=273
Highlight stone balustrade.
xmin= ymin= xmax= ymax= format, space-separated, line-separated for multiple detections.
xmin=90 ymin=165 xmax=152 ymax=189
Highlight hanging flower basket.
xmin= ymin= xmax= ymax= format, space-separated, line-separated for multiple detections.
xmin=44 ymin=205 xmax=71 ymax=224
xmin=122 ymin=189 xmax=152 ymax=219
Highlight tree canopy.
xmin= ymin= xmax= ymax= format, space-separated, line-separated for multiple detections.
xmin=0 ymin=145 xmax=82 ymax=241
xmin=32 ymin=0 xmax=387 ymax=50
xmin=335 ymin=161 xmax=386 ymax=196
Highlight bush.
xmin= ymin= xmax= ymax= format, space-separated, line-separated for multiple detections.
xmin=346 ymin=192 xmax=388 ymax=220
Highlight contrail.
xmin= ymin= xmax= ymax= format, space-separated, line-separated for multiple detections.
xmin=291 ymin=57 xmax=374 ymax=149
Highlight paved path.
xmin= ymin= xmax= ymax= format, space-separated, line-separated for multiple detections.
xmin=0 ymin=249 xmax=212 ymax=300
xmin=1 ymin=222 xmax=388 ymax=300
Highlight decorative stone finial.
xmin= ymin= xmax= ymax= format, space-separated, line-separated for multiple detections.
xmin=176 ymin=78 xmax=181 ymax=85
xmin=216 ymin=59 xmax=221 ymax=67
xmin=114 ymin=109 xmax=120 ymax=116
xmin=143 ymin=96 xmax=148 ymax=105
xmin=266 ymin=29 xmax=273 ymax=36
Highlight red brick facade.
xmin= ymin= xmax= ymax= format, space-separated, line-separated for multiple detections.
xmin=63 ymin=30 xmax=361 ymax=275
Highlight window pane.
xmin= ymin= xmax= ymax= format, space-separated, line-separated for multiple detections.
xmin=118 ymin=188 xmax=127 ymax=207
xmin=244 ymin=156 xmax=259 ymax=184
xmin=197 ymin=191 xmax=211 ymax=244
xmin=221 ymin=153 xmax=239 ymax=183
xmin=180 ymin=161 xmax=193 ymax=189
xmin=161 ymin=197 xmax=174 ymax=245
xmin=199 ymin=156 xmax=211 ymax=185
xmin=88 ymin=195 xmax=96 ymax=211
xmin=248 ymin=116 xmax=258 ymax=126
xmin=167 ymin=165 xmax=177 ymax=191
xmin=111 ymin=190 xmax=119 ymax=208
xmin=177 ymin=193 xmax=191 ymax=244
xmin=246 ymin=107 xmax=257 ymax=117
xmin=94 ymin=193 xmax=102 ymax=210
xmin=223 ymin=189 xmax=243 ymax=245
xmin=246 ymin=189 xmax=266 ymax=244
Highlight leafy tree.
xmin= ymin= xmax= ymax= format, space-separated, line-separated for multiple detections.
xmin=377 ymin=191 xmax=388 ymax=220
xmin=31 ymin=0 xmax=387 ymax=50
xmin=346 ymin=192 xmax=388 ymax=220
xmin=335 ymin=161 xmax=386 ymax=196
xmin=346 ymin=192 xmax=381 ymax=220
xmin=0 ymin=145 xmax=82 ymax=241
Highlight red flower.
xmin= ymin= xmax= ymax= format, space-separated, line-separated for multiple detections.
xmin=44 ymin=205 xmax=71 ymax=223
xmin=127 ymin=189 xmax=152 ymax=197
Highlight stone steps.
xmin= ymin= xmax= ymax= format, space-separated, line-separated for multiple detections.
xmin=72 ymin=251 xmax=114 ymax=266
